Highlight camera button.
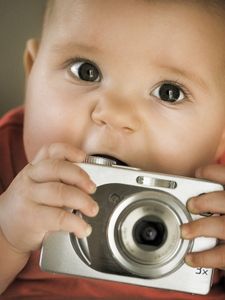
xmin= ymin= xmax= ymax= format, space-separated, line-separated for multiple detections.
xmin=109 ymin=193 xmax=121 ymax=204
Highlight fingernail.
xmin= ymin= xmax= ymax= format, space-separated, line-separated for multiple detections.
xmin=88 ymin=181 xmax=97 ymax=194
xmin=86 ymin=224 xmax=92 ymax=237
xmin=186 ymin=198 xmax=195 ymax=212
xmin=91 ymin=203 xmax=99 ymax=216
xmin=181 ymin=224 xmax=190 ymax=239
xmin=185 ymin=253 xmax=194 ymax=267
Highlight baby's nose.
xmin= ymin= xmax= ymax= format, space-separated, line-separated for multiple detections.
xmin=91 ymin=92 xmax=140 ymax=133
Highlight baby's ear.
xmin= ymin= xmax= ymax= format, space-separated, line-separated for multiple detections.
xmin=23 ymin=39 xmax=39 ymax=78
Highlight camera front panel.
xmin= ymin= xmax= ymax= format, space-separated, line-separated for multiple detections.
xmin=71 ymin=183 xmax=192 ymax=278
xmin=40 ymin=162 xmax=223 ymax=294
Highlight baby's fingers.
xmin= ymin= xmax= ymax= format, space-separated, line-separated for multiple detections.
xmin=27 ymin=160 xmax=96 ymax=194
xmin=187 ymin=191 xmax=225 ymax=214
xmin=185 ymin=244 xmax=225 ymax=269
xmin=38 ymin=205 xmax=92 ymax=238
xmin=181 ymin=216 xmax=225 ymax=240
xmin=195 ymin=164 xmax=225 ymax=185
xmin=32 ymin=143 xmax=86 ymax=164
xmin=32 ymin=182 xmax=99 ymax=217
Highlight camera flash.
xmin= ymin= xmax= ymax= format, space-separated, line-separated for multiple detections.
xmin=136 ymin=176 xmax=177 ymax=189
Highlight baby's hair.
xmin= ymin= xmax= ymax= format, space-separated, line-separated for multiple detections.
xmin=42 ymin=0 xmax=225 ymax=35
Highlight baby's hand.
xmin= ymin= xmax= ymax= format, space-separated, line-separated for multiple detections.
xmin=0 ymin=143 xmax=98 ymax=254
xmin=181 ymin=164 xmax=225 ymax=270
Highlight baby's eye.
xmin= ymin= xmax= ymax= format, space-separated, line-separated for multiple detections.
xmin=151 ymin=83 xmax=185 ymax=103
xmin=70 ymin=60 xmax=101 ymax=82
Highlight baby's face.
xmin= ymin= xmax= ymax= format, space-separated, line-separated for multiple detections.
xmin=24 ymin=0 xmax=225 ymax=176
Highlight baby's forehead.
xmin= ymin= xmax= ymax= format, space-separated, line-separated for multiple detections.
xmin=44 ymin=0 xmax=85 ymax=22
xmin=43 ymin=0 xmax=76 ymax=34
xmin=43 ymin=0 xmax=225 ymax=44
xmin=42 ymin=0 xmax=225 ymax=64
xmin=43 ymin=0 xmax=225 ymax=29
xmin=42 ymin=0 xmax=225 ymax=53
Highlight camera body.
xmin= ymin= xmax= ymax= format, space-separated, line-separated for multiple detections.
xmin=40 ymin=157 xmax=223 ymax=295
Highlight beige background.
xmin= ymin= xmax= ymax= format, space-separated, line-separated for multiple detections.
xmin=0 ymin=0 xmax=46 ymax=116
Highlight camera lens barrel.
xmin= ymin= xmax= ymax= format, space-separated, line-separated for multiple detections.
xmin=107 ymin=190 xmax=192 ymax=278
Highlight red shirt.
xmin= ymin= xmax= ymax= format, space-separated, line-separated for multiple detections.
xmin=0 ymin=107 xmax=224 ymax=300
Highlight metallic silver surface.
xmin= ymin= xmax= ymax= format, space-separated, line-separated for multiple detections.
xmin=40 ymin=157 xmax=223 ymax=295
xmin=107 ymin=191 xmax=192 ymax=278
xmin=84 ymin=155 xmax=117 ymax=166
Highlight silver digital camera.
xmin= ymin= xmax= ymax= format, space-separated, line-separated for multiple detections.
xmin=40 ymin=156 xmax=223 ymax=295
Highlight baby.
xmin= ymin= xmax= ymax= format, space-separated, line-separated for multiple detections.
xmin=0 ymin=0 xmax=225 ymax=299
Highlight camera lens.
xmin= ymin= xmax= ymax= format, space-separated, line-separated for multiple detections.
xmin=107 ymin=190 xmax=192 ymax=278
xmin=133 ymin=217 xmax=167 ymax=249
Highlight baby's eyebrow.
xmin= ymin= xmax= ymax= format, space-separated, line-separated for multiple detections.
xmin=50 ymin=41 xmax=102 ymax=55
xmin=157 ymin=64 xmax=208 ymax=91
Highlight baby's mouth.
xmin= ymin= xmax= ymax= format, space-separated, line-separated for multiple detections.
xmin=92 ymin=154 xmax=128 ymax=166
